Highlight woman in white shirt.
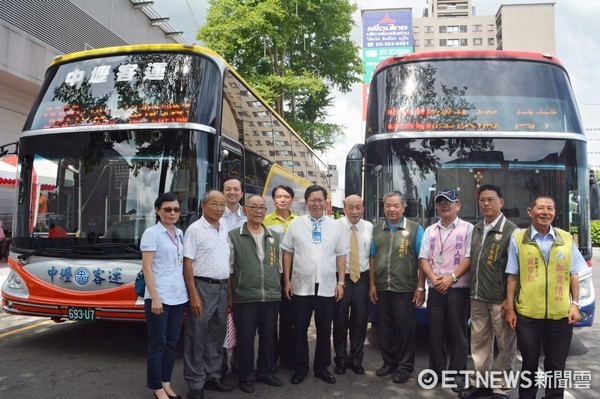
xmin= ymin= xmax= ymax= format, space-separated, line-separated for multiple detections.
xmin=141 ymin=192 xmax=189 ymax=399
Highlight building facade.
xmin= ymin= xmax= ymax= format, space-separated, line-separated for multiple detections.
xmin=412 ymin=0 xmax=555 ymax=53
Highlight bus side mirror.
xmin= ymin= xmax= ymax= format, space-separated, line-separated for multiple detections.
xmin=590 ymin=170 xmax=600 ymax=220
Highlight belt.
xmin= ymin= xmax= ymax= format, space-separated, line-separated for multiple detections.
xmin=196 ymin=276 xmax=229 ymax=285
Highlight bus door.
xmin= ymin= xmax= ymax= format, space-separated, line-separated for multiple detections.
xmin=220 ymin=138 xmax=244 ymax=194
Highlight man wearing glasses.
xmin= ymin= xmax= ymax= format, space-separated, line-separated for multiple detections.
xmin=419 ymin=188 xmax=473 ymax=390
xmin=460 ymin=184 xmax=519 ymax=399
xmin=228 ymin=195 xmax=283 ymax=393
xmin=183 ymin=190 xmax=234 ymax=399
xmin=281 ymin=185 xmax=349 ymax=385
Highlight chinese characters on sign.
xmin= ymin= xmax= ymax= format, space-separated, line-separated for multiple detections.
xmin=47 ymin=265 xmax=124 ymax=286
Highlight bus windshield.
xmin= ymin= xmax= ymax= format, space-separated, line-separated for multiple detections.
xmin=367 ymin=58 xmax=582 ymax=134
xmin=14 ymin=129 xmax=214 ymax=258
xmin=26 ymin=52 xmax=220 ymax=130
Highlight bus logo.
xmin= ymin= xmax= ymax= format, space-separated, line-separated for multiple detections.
xmin=74 ymin=268 xmax=90 ymax=285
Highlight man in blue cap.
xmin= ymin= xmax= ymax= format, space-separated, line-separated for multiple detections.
xmin=419 ymin=188 xmax=473 ymax=390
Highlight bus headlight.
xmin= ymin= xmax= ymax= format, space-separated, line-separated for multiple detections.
xmin=2 ymin=270 xmax=30 ymax=298
xmin=579 ymin=273 xmax=592 ymax=301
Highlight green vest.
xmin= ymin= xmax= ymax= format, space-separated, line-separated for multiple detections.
xmin=229 ymin=223 xmax=281 ymax=304
xmin=372 ymin=217 xmax=419 ymax=292
xmin=514 ymin=226 xmax=572 ymax=320
xmin=470 ymin=214 xmax=518 ymax=303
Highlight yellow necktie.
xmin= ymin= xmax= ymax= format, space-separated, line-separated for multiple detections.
xmin=350 ymin=225 xmax=360 ymax=283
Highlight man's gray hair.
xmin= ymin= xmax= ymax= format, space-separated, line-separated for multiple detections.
xmin=383 ymin=191 xmax=406 ymax=205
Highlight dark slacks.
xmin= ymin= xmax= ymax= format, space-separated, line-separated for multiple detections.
xmin=427 ymin=287 xmax=470 ymax=383
xmin=233 ymin=301 xmax=280 ymax=383
xmin=276 ymin=276 xmax=295 ymax=366
xmin=376 ymin=290 xmax=417 ymax=373
xmin=333 ymin=272 xmax=369 ymax=368
xmin=145 ymin=300 xmax=187 ymax=389
xmin=292 ymin=290 xmax=335 ymax=376
xmin=516 ymin=314 xmax=573 ymax=399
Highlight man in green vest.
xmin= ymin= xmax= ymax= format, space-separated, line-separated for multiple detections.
xmin=228 ymin=194 xmax=283 ymax=393
xmin=505 ymin=194 xmax=586 ymax=399
xmin=460 ymin=184 xmax=518 ymax=399
xmin=369 ymin=191 xmax=425 ymax=384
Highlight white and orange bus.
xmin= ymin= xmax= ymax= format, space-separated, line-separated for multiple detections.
xmin=1 ymin=44 xmax=329 ymax=322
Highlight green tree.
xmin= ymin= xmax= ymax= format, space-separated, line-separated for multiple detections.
xmin=198 ymin=0 xmax=363 ymax=151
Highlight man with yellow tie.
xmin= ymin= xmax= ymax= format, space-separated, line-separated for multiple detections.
xmin=333 ymin=195 xmax=373 ymax=375
xmin=369 ymin=191 xmax=425 ymax=384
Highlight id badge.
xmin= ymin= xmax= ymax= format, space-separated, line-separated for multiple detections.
xmin=176 ymin=256 xmax=183 ymax=267
xmin=434 ymin=255 xmax=444 ymax=264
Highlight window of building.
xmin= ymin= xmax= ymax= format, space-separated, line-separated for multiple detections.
xmin=473 ymin=25 xmax=482 ymax=32
xmin=488 ymin=38 xmax=495 ymax=45
xmin=439 ymin=39 xmax=446 ymax=47
xmin=425 ymin=26 xmax=434 ymax=33
xmin=414 ymin=39 xmax=420 ymax=47
xmin=447 ymin=26 xmax=459 ymax=34
xmin=439 ymin=26 xmax=446 ymax=33
xmin=413 ymin=26 xmax=419 ymax=33
xmin=487 ymin=24 xmax=495 ymax=31
xmin=447 ymin=39 xmax=459 ymax=47
xmin=473 ymin=38 xmax=483 ymax=46
xmin=425 ymin=39 xmax=434 ymax=47
xmin=460 ymin=25 xmax=468 ymax=33
xmin=460 ymin=38 xmax=468 ymax=46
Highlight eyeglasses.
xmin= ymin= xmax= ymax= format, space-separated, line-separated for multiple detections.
xmin=246 ymin=205 xmax=267 ymax=212
xmin=478 ymin=198 xmax=498 ymax=204
xmin=435 ymin=200 xmax=454 ymax=206
xmin=161 ymin=207 xmax=180 ymax=213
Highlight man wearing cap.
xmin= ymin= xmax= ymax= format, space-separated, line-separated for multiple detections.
xmin=460 ymin=184 xmax=519 ymax=399
xmin=369 ymin=191 xmax=425 ymax=384
xmin=419 ymin=188 xmax=473 ymax=389
xmin=504 ymin=194 xmax=585 ymax=399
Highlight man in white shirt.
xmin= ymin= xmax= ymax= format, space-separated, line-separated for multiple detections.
xmin=183 ymin=190 xmax=234 ymax=399
xmin=333 ymin=195 xmax=373 ymax=376
xmin=221 ymin=177 xmax=247 ymax=232
xmin=281 ymin=185 xmax=349 ymax=385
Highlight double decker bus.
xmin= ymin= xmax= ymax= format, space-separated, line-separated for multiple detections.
xmin=1 ymin=44 xmax=330 ymax=322
xmin=346 ymin=50 xmax=595 ymax=326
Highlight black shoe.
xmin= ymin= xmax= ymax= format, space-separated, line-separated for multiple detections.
xmin=188 ymin=389 xmax=204 ymax=399
xmin=334 ymin=363 xmax=347 ymax=375
xmin=458 ymin=386 xmax=493 ymax=398
xmin=204 ymin=378 xmax=234 ymax=392
xmin=238 ymin=381 xmax=255 ymax=393
xmin=314 ymin=369 xmax=336 ymax=384
xmin=256 ymin=373 xmax=283 ymax=387
xmin=168 ymin=395 xmax=182 ymax=399
xmin=393 ymin=370 xmax=410 ymax=384
xmin=290 ymin=372 xmax=305 ymax=385
xmin=350 ymin=364 xmax=365 ymax=375
xmin=375 ymin=364 xmax=398 ymax=377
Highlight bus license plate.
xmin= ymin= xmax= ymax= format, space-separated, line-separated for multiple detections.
xmin=68 ymin=307 xmax=96 ymax=322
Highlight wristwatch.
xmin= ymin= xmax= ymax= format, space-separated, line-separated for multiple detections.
xmin=337 ymin=281 xmax=346 ymax=288
xmin=417 ymin=287 xmax=425 ymax=292
xmin=571 ymin=301 xmax=581 ymax=309
xmin=451 ymin=272 xmax=458 ymax=283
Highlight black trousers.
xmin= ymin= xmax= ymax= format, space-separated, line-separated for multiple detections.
xmin=427 ymin=287 xmax=470 ymax=383
xmin=233 ymin=301 xmax=280 ymax=383
xmin=376 ymin=290 xmax=417 ymax=373
xmin=276 ymin=276 xmax=295 ymax=366
xmin=333 ymin=272 xmax=369 ymax=367
xmin=516 ymin=314 xmax=573 ymax=399
xmin=292 ymin=290 xmax=335 ymax=376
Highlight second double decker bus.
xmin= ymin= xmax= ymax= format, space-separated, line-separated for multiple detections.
xmin=346 ymin=50 xmax=595 ymax=326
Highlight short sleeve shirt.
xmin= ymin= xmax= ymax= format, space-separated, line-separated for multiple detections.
xmin=140 ymin=222 xmax=189 ymax=305
xmin=280 ymin=215 xmax=349 ymax=297
xmin=183 ymin=216 xmax=230 ymax=279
